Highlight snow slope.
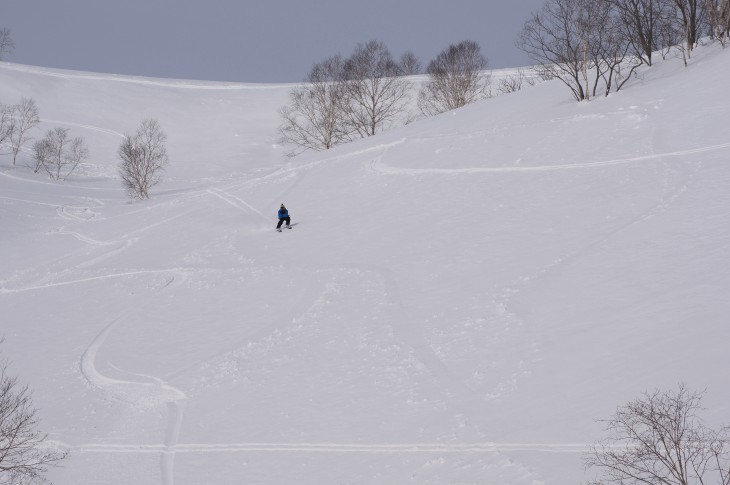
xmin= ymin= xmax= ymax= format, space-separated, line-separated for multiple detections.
xmin=1 ymin=45 xmax=730 ymax=485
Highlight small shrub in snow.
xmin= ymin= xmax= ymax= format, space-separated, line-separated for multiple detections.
xmin=496 ymin=68 xmax=537 ymax=95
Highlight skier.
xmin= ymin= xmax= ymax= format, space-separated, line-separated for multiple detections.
xmin=276 ymin=204 xmax=291 ymax=231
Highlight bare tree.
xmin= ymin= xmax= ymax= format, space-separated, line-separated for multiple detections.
xmin=587 ymin=0 xmax=643 ymax=96
xmin=705 ymin=0 xmax=730 ymax=44
xmin=417 ymin=40 xmax=489 ymax=116
xmin=607 ymin=0 xmax=674 ymax=65
xmin=278 ymin=55 xmax=352 ymax=157
xmin=398 ymin=51 xmax=422 ymax=76
xmin=118 ymin=119 xmax=169 ymax=199
xmin=518 ymin=0 xmax=593 ymax=101
xmin=33 ymin=128 xmax=88 ymax=181
xmin=8 ymin=98 xmax=40 ymax=166
xmin=586 ymin=384 xmax=730 ymax=485
xmin=655 ymin=0 xmax=704 ymax=64
xmin=658 ymin=4 xmax=688 ymax=58
xmin=517 ymin=0 xmax=641 ymax=101
xmin=1 ymin=357 xmax=67 ymax=484
xmin=0 ymin=29 xmax=13 ymax=61
xmin=342 ymin=40 xmax=413 ymax=137
xmin=673 ymin=0 xmax=707 ymax=57
xmin=0 ymin=103 xmax=12 ymax=149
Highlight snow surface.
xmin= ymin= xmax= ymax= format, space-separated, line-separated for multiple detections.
xmin=1 ymin=45 xmax=730 ymax=485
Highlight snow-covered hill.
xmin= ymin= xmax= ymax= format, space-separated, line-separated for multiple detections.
xmin=1 ymin=45 xmax=729 ymax=485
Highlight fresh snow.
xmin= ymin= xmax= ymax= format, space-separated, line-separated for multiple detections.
xmin=1 ymin=44 xmax=730 ymax=485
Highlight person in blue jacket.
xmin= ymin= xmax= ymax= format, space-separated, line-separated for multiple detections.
xmin=276 ymin=203 xmax=291 ymax=231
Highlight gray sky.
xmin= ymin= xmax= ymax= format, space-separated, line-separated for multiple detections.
xmin=3 ymin=0 xmax=546 ymax=83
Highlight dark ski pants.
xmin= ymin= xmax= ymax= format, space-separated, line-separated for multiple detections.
xmin=276 ymin=217 xmax=290 ymax=229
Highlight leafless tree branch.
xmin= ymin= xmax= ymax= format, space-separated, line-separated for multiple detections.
xmin=0 ymin=358 xmax=67 ymax=484
xmin=586 ymin=385 xmax=730 ymax=485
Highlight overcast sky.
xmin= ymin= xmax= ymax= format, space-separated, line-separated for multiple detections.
xmin=3 ymin=0 xmax=546 ymax=83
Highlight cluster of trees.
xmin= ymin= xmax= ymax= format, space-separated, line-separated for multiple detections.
xmin=518 ymin=0 xmax=730 ymax=101
xmin=0 ymin=96 xmax=91 ymax=182
xmin=707 ymin=0 xmax=730 ymax=45
xmin=278 ymin=40 xmax=414 ymax=157
xmin=1 ymin=103 xmax=167 ymax=199
xmin=279 ymin=39 xmax=491 ymax=157
xmin=2 ymin=26 xmax=168 ymax=199
xmin=587 ymin=385 xmax=730 ymax=485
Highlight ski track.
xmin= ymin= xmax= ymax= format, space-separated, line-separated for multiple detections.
xmin=0 ymin=167 xmax=124 ymax=190
xmin=0 ymin=62 xmax=295 ymax=90
xmin=370 ymin=141 xmax=730 ymax=175
xmin=162 ymin=401 xmax=186 ymax=485
xmin=40 ymin=118 xmax=126 ymax=138
xmin=80 ymin=310 xmax=187 ymax=407
xmin=220 ymin=138 xmax=407 ymax=192
xmin=4 ymin=111 xmax=711 ymax=483
xmin=517 ymin=135 xmax=706 ymax=287
xmin=56 ymin=441 xmax=609 ymax=454
xmin=1 ymin=207 xmax=193 ymax=294
xmin=79 ymin=273 xmax=188 ymax=485
xmin=324 ymin=263 xmax=499 ymax=415
xmin=48 ymin=228 xmax=117 ymax=246
xmin=0 ymin=269 xmax=183 ymax=294
xmin=57 ymin=204 xmax=100 ymax=221
xmin=0 ymin=196 xmax=89 ymax=208
xmin=206 ymin=188 xmax=270 ymax=224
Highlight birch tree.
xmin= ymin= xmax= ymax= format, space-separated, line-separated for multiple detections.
xmin=0 ymin=29 xmax=13 ymax=60
xmin=118 ymin=119 xmax=169 ymax=199
xmin=705 ymin=0 xmax=730 ymax=44
xmin=33 ymin=127 xmax=88 ymax=180
xmin=342 ymin=40 xmax=413 ymax=137
xmin=8 ymin=98 xmax=40 ymax=166
xmin=417 ymin=40 xmax=489 ymax=116
xmin=517 ymin=0 xmax=641 ymax=101
xmin=278 ymin=55 xmax=352 ymax=157
xmin=607 ymin=0 xmax=674 ymax=65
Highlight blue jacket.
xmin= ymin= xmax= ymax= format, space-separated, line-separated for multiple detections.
xmin=278 ymin=208 xmax=289 ymax=220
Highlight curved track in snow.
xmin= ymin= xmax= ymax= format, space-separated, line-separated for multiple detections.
xmin=370 ymin=141 xmax=730 ymax=175
xmin=79 ymin=272 xmax=188 ymax=485
xmin=0 ymin=62 xmax=294 ymax=90
xmin=61 ymin=440 xmax=604 ymax=454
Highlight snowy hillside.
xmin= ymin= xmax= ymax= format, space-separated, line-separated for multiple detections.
xmin=1 ymin=44 xmax=730 ymax=485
